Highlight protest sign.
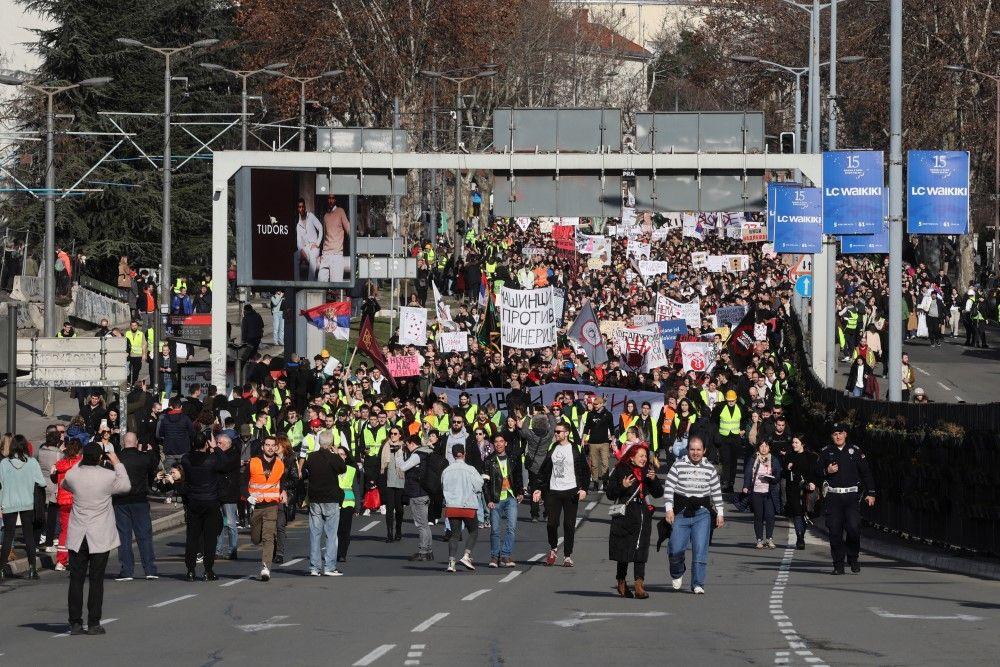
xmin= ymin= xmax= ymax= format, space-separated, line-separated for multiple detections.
xmin=553 ymin=224 xmax=576 ymax=252
xmin=682 ymin=214 xmax=705 ymax=240
xmin=658 ymin=319 xmax=687 ymax=351
xmin=691 ymin=251 xmax=708 ymax=269
xmin=754 ymin=323 xmax=769 ymax=342
xmin=538 ymin=218 xmax=554 ymax=233
xmin=552 ymin=287 xmax=566 ymax=326
xmin=521 ymin=245 xmax=545 ymax=258
xmin=715 ymin=305 xmax=747 ymax=327
xmin=632 ymin=313 xmax=654 ymax=328
xmin=398 ymin=306 xmax=428 ymax=346
xmin=680 ymin=341 xmax=718 ymax=373
xmin=658 ymin=296 xmax=701 ymax=327
xmin=431 ymin=383 xmax=663 ymax=422
xmin=436 ymin=331 xmax=469 ymax=353
xmin=651 ymin=227 xmax=670 ymax=242
xmin=599 ymin=320 xmax=628 ymax=338
xmin=638 ymin=260 xmax=669 ymax=280
xmin=627 ymin=239 xmax=651 ymax=261
xmin=742 ymin=223 xmax=768 ymax=243
xmin=499 ymin=286 xmax=556 ymax=349
xmin=387 ymin=355 xmax=421 ymax=377
xmin=515 ymin=217 xmax=531 ymax=232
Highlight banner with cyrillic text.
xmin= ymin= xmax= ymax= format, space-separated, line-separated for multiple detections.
xmin=499 ymin=286 xmax=556 ymax=349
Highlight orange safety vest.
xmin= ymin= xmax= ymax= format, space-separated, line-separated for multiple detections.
xmin=249 ymin=457 xmax=285 ymax=503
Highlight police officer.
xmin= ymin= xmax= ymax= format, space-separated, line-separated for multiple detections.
xmin=819 ymin=423 xmax=876 ymax=575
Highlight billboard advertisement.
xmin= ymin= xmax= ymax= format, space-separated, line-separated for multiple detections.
xmin=773 ymin=186 xmax=822 ymax=254
xmin=236 ymin=168 xmax=357 ymax=288
xmin=906 ymin=150 xmax=970 ymax=234
xmin=822 ymin=150 xmax=884 ymax=234
xmin=840 ymin=189 xmax=889 ymax=254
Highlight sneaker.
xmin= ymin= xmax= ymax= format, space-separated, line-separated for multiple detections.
xmin=45 ymin=545 xmax=58 ymax=553
xmin=196 ymin=553 xmax=204 ymax=564
xmin=408 ymin=552 xmax=426 ymax=561
xmin=765 ymin=538 xmax=776 ymax=549
xmin=85 ymin=625 xmax=106 ymax=636
xmin=671 ymin=577 xmax=683 ymax=591
xmin=323 ymin=569 xmax=343 ymax=577
xmin=145 ymin=575 xmax=159 ymax=580
xmin=489 ymin=557 xmax=499 ymax=568
xmin=447 ymin=558 xmax=457 ymax=573
xmin=562 ymin=556 xmax=574 ymax=568
xmin=544 ymin=550 xmax=557 ymax=566
xmin=692 ymin=586 xmax=705 ymax=595
xmin=421 ymin=552 xmax=435 ymax=562
xmin=755 ymin=540 xmax=765 ymax=549
xmin=203 ymin=571 xmax=218 ymax=582
xmin=114 ymin=575 xmax=134 ymax=582
xmin=54 ymin=563 xmax=66 ymax=571
xmin=68 ymin=623 xmax=86 ymax=636
xmin=379 ymin=506 xmax=387 ymax=515
xmin=795 ymin=540 xmax=806 ymax=551
xmin=459 ymin=553 xmax=476 ymax=571
xmin=501 ymin=557 xmax=516 ymax=568
xmin=849 ymin=562 xmax=861 ymax=574
xmin=309 ymin=569 xmax=320 ymax=576
xmin=260 ymin=566 xmax=270 ymax=582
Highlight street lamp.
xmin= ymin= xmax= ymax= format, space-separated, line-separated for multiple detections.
xmin=200 ymin=62 xmax=288 ymax=150
xmin=117 ymin=36 xmax=218 ymax=391
xmin=0 ymin=72 xmax=112 ymax=339
xmin=420 ymin=66 xmax=497 ymax=257
xmin=946 ymin=63 xmax=1000 ymax=276
xmin=267 ymin=70 xmax=343 ymax=152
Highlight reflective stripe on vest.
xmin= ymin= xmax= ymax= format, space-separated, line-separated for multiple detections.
xmin=719 ymin=404 xmax=742 ymax=437
xmin=249 ymin=457 xmax=284 ymax=502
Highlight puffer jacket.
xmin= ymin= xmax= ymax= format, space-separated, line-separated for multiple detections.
xmin=53 ymin=455 xmax=82 ymax=506
xmin=520 ymin=415 xmax=554 ymax=475
xmin=157 ymin=409 xmax=196 ymax=456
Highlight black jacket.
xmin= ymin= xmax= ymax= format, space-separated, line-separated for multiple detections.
xmin=605 ymin=462 xmax=664 ymax=564
xmin=533 ymin=442 xmax=589 ymax=494
xmin=180 ymin=450 xmax=230 ymax=504
xmin=583 ymin=408 xmax=614 ymax=444
xmin=483 ymin=452 xmax=524 ymax=504
xmin=113 ymin=448 xmax=159 ymax=505
xmin=157 ymin=410 xmax=196 ymax=456
xmin=215 ymin=444 xmax=243 ymax=503
xmin=303 ymin=449 xmax=348 ymax=504
xmin=242 ymin=307 xmax=264 ymax=344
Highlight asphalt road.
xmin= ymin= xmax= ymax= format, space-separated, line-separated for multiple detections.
xmin=1 ymin=490 xmax=998 ymax=666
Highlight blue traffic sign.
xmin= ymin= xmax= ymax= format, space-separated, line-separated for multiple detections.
xmin=795 ymin=274 xmax=813 ymax=298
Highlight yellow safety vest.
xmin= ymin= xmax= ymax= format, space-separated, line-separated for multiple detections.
xmin=124 ymin=329 xmax=145 ymax=357
xmin=719 ymin=404 xmax=742 ymax=437
xmin=339 ymin=466 xmax=357 ymax=509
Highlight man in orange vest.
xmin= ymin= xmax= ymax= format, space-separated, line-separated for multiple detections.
xmin=249 ymin=435 xmax=286 ymax=582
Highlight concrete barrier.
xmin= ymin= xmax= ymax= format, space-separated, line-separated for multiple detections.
xmin=11 ymin=275 xmax=43 ymax=302
xmin=69 ymin=285 xmax=131 ymax=326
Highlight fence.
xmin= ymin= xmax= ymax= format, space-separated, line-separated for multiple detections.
xmin=786 ymin=312 xmax=1000 ymax=556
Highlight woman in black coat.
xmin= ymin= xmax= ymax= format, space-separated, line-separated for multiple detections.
xmin=782 ymin=435 xmax=819 ymax=550
xmin=605 ymin=443 xmax=664 ymax=599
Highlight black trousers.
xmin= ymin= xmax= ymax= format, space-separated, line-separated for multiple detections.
xmin=718 ymin=434 xmax=741 ymax=490
xmin=616 ymin=561 xmax=646 ymax=580
xmin=337 ymin=506 xmax=355 ymax=559
xmin=927 ymin=315 xmax=942 ymax=343
xmin=1 ymin=510 xmax=36 ymax=568
xmin=68 ymin=537 xmax=109 ymax=626
xmin=383 ymin=487 xmax=404 ymax=538
xmin=44 ymin=502 xmax=60 ymax=546
xmin=545 ymin=489 xmax=579 ymax=556
xmin=825 ymin=491 xmax=861 ymax=567
xmin=127 ymin=356 xmax=142 ymax=385
xmin=185 ymin=502 xmax=222 ymax=572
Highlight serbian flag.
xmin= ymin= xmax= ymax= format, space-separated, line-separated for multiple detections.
xmin=301 ymin=301 xmax=351 ymax=340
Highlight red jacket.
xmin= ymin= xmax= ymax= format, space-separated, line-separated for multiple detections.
xmin=54 ymin=455 xmax=82 ymax=506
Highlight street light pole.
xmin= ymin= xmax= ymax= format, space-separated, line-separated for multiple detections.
xmin=825 ymin=0 xmax=839 ymax=387
xmin=887 ymin=0 xmax=904 ymax=401
xmin=267 ymin=70 xmax=343 ymax=153
xmin=430 ymin=79 xmax=438 ymax=245
xmin=200 ymin=63 xmax=288 ymax=150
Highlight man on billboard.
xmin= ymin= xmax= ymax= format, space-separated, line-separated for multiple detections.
xmin=318 ymin=194 xmax=350 ymax=283
xmin=295 ymin=198 xmax=322 ymax=281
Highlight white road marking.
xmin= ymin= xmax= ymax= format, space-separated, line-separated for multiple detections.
xmin=868 ymin=607 xmax=983 ymax=621
xmin=499 ymin=570 xmax=521 ymax=583
xmin=236 ymin=615 xmax=300 ymax=632
xmin=279 ymin=557 xmax=303 ymax=567
xmin=547 ymin=611 xmax=668 ymax=628
xmin=360 ymin=521 xmax=380 ymax=532
xmin=404 ymin=662 xmax=420 ymax=666
xmin=955 ymin=396 xmax=964 ymax=402
xmin=914 ymin=365 xmax=930 ymax=376
xmin=770 ymin=525 xmax=827 ymax=666
xmin=575 ymin=517 xmax=582 ymax=527
xmin=149 ymin=594 xmax=197 ymax=608
xmin=407 ymin=652 xmax=423 ymax=657
xmin=462 ymin=588 xmax=492 ymax=601
xmin=585 ymin=501 xmax=597 ymax=510
xmin=410 ymin=644 xmax=426 ymax=649
xmin=557 ymin=536 xmax=565 ymax=546
xmin=528 ymin=553 xmax=544 ymax=562
xmin=937 ymin=381 xmax=951 ymax=391
xmin=353 ymin=644 xmax=396 ymax=666
xmin=411 ymin=612 xmax=449 ymax=633
xmin=52 ymin=618 xmax=117 ymax=638
xmin=220 ymin=575 xmax=251 ymax=587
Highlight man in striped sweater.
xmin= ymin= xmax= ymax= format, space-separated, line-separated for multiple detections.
xmin=664 ymin=436 xmax=725 ymax=594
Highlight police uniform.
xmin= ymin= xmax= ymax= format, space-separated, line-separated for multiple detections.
xmin=819 ymin=424 xmax=876 ymax=573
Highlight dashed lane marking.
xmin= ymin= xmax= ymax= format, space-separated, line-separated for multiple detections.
xmin=279 ymin=558 xmax=303 ymax=567
xmin=353 ymin=644 xmax=396 ymax=666
xmin=149 ymin=594 xmax=197 ymax=608
xmin=585 ymin=501 xmax=597 ymax=510
xmin=411 ymin=612 xmax=448 ymax=633
xmin=360 ymin=521 xmax=380 ymax=532
xmin=499 ymin=570 xmax=520 ymax=583
xmin=461 ymin=588 xmax=492 ymax=601
xmin=770 ymin=525 xmax=828 ymax=667
xmin=220 ymin=575 xmax=251 ymax=587
xmin=528 ymin=553 xmax=544 ymax=562
xmin=52 ymin=618 xmax=117 ymax=638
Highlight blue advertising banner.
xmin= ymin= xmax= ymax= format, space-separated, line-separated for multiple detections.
xmin=658 ymin=319 xmax=687 ymax=351
xmin=774 ymin=187 xmax=822 ymax=254
xmin=907 ymin=150 xmax=970 ymax=234
xmin=841 ymin=189 xmax=889 ymax=254
xmin=823 ymin=151 xmax=884 ymax=234
xmin=766 ymin=182 xmax=798 ymax=241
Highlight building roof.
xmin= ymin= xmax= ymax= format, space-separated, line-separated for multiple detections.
xmin=564 ymin=8 xmax=654 ymax=62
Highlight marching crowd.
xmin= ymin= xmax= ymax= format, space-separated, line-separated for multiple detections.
xmin=1 ymin=213 xmax=878 ymax=635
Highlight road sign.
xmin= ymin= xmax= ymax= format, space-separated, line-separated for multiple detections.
xmin=795 ymin=274 xmax=813 ymax=298
xmin=16 ymin=337 xmax=127 ymax=387
xmin=787 ymin=254 xmax=813 ymax=279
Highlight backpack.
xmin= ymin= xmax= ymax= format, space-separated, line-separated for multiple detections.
xmin=420 ymin=450 xmax=447 ymax=495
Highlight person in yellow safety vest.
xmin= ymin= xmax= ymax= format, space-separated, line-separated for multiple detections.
xmin=423 ymin=402 xmax=451 ymax=434
xmin=57 ymin=321 xmax=77 ymax=338
xmin=840 ymin=302 xmax=861 ymax=361
xmin=360 ymin=414 xmax=387 ymax=514
xmin=699 ymin=380 xmax=725 ymax=413
xmin=173 ymin=277 xmax=187 ymax=294
xmin=280 ymin=407 xmax=304 ymax=450
xmin=272 ymin=377 xmax=290 ymax=411
xmin=711 ymin=390 xmax=745 ymax=493
xmin=124 ymin=320 xmax=147 ymax=386
xmin=336 ymin=444 xmax=358 ymax=562
xmin=618 ymin=401 xmax=659 ymax=452
xmin=248 ymin=435 xmax=286 ymax=582
xmin=472 ymin=409 xmax=496 ymax=439
xmin=252 ymin=413 xmax=274 ymax=439
xmin=457 ymin=393 xmax=479 ymax=425
xmin=384 ymin=401 xmax=404 ymax=431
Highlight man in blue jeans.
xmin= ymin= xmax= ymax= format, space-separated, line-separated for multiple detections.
xmin=663 ymin=437 xmax=725 ymax=594
xmin=113 ymin=433 xmax=159 ymax=581
xmin=484 ymin=435 xmax=524 ymax=567
xmin=214 ymin=434 xmax=242 ymax=560
xmin=302 ymin=431 xmax=347 ymax=576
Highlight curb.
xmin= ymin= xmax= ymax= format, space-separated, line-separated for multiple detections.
xmin=4 ymin=508 xmax=186 ymax=577
xmin=811 ymin=516 xmax=1000 ymax=581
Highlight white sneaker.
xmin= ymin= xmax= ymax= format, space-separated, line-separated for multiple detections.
xmin=114 ymin=575 xmax=133 ymax=582
xmin=45 ymin=545 xmax=57 ymax=553
xmin=309 ymin=569 xmax=320 ymax=576
xmin=693 ymin=586 xmax=705 ymax=595
xmin=323 ymin=569 xmax=343 ymax=577
xmin=145 ymin=575 xmax=159 ymax=580
xmin=379 ymin=505 xmax=387 ymax=515
xmin=260 ymin=566 xmax=270 ymax=582
xmin=196 ymin=553 xmax=204 ymax=564
xmin=459 ymin=553 xmax=476 ymax=571
xmin=755 ymin=540 xmax=765 ymax=549
xmin=447 ymin=558 xmax=457 ymax=573
xmin=671 ymin=577 xmax=683 ymax=591
xmin=765 ymin=538 xmax=776 ymax=549
xmin=54 ymin=563 xmax=66 ymax=571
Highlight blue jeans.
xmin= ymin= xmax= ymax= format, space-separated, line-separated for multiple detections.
xmin=216 ymin=503 xmax=239 ymax=555
xmin=114 ymin=502 xmax=156 ymax=577
xmin=272 ymin=312 xmax=284 ymax=345
xmin=850 ymin=386 xmax=863 ymax=397
xmin=668 ymin=507 xmax=711 ymax=589
xmin=308 ymin=502 xmax=341 ymax=572
xmin=489 ymin=496 xmax=519 ymax=558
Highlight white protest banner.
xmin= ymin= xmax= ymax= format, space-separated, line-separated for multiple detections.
xmin=691 ymin=251 xmax=708 ymax=269
xmin=753 ymin=323 xmax=769 ymax=342
xmin=658 ymin=296 xmax=702 ymax=327
xmin=538 ymin=218 xmax=554 ymax=233
xmin=627 ymin=239 xmax=651 ymax=260
xmin=431 ymin=383 xmax=663 ymax=422
xmin=432 ymin=283 xmax=456 ymax=330
xmin=621 ymin=207 xmax=637 ymax=227
xmin=613 ymin=324 xmax=669 ymax=372
xmin=436 ymin=331 xmax=469 ymax=353
xmin=762 ymin=243 xmax=777 ymax=259
xmin=521 ymin=245 xmax=545 ymax=257
xmin=387 ymin=355 xmax=421 ymax=377
xmin=725 ymin=222 xmax=743 ymax=240
xmin=592 ymin=237 xmax=611 ymax=265
xmin=576 ymin=235 xmax=597 ymax=254
xmin=559 ymin=217 xmax=580 ymax=226
xmin=515 ymin=217 xmax=531 ymax=232
xmin=398 ymin=306 xmax=428 ymax=346
xmin=552 ymin=287 xmax=566 ymax=326
xmin=651 ymin=227 xmax=670 ymax=242
xmin=632 ymin=313 xmax=654 ymax=327
xmin=715 ymin=305 xmax=747 ymax=327
xmin=655 ymin=293 xmax=670 ymax=322
xmin=638 ymin=260 xmax=669 ymax=281
xmin=742 ymin=223 xmax=767 ymax=243
xmin=705 ymin=254 xmax=750 ymax=273
xmin=500 ymin=286 xmax=556 ymax=349
xmin=680 ymin=341 xmax=718 ymax=373
xmin=625 ymin=269 xmax=639 ymax=284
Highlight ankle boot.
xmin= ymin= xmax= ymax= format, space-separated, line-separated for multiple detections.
xmin=634 ymin=578 xmax=649 ymax=599
xmin=616 ymin=579 xmax=634 ymax=598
